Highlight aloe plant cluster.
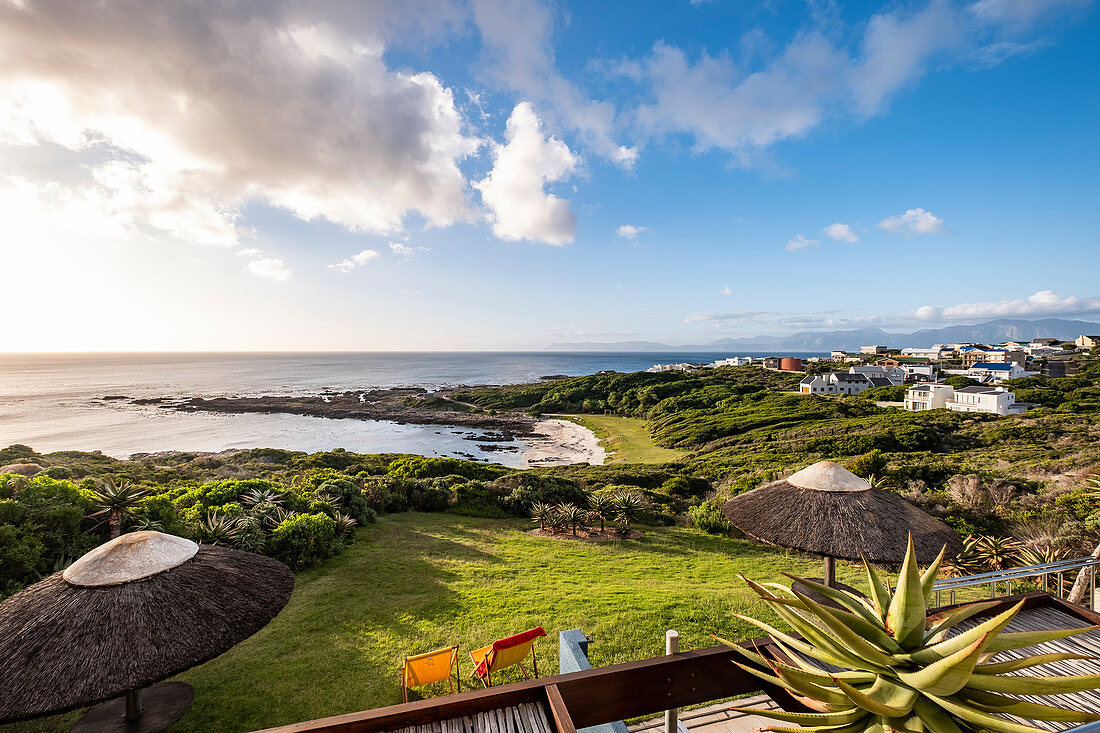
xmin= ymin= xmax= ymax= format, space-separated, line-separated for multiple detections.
xmin=724 ymin=537 xmax=1100 ymax=733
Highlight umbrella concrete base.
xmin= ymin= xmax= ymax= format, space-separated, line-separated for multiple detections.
xmin=71 ymin=682 xmax=194 ymax=733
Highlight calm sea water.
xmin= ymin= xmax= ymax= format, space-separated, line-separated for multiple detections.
xmin=0 ymin=352 xmax=823 ymax=463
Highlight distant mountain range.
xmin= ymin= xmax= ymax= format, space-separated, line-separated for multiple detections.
xmin=546 ymin=318 xmax=1100 ymax=353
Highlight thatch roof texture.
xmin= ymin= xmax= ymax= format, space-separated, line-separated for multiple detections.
xmin=0 ymin=532 xmax=294 ymax=723
xmin=723 ymin=461 xmax=961 ymax=563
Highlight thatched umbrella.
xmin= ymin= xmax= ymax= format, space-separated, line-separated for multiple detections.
xmin=0 ymin=531 xmax=294 ymax=731
xmin=723 ymin=461 xmax=961 ymax=587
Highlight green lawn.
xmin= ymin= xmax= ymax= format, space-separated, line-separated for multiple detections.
xmin=558 ymin=415 xmax=686 ymax=464
xmin=4 ymin=514 xmax=865 ymax=733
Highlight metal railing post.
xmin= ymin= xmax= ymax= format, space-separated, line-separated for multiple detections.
xmin=665 ymin=630 xmax=680 ymax=733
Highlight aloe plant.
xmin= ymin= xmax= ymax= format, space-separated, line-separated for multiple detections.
xmin=722 ymin=536 xmax=1100 ymax=733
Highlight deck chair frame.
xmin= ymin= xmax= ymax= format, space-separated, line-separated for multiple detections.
xmin=469 ymin=628 xmax=545 ymax=688
xmin=400 ymin=645 xmax=461 ymax=703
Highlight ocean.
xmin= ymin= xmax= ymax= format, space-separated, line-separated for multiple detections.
xmin=0 ymin=352 xmax=824 ymax=464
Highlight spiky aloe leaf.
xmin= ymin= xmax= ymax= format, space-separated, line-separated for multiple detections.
xmin=786 ymin=581 xmax=903 ymax=652
xmin=783 ymin=592 xmax=903 ymax=664
xmin=923 ymin=601 xmax=1000 ymax=643
xmin=919 ymin=545 xmax=946 ymax=600
xmin=924 ymin=692 xmax=1052 ymax=733
xmin=783 ymin=573 xmax=884 ymax=626
xmin=886 ymin=536 xmax=926 ymax=648
xmin=960 ymin=688 xmax=1100 ymax=723
xmin=897 ymin=633 xmax=988 ymax=696
xmin=863 ymin=556 xmax=892 ymax=618
xmin=965 ymin=670 xmax=1100 ymax=695
xmin=773 ymin=664 xmax=869 ymax=706
xmin=734 ymin=662 xmax=853 ymax=709
xmin=756 ymin=721 xmax=878 ymax=733
xmin=981 ymin=625 xmax=1100 ymax=654
xmin=976 ymin=652 xmax=1095 ymax=674
xmin=726 ymin=706 xmax=867 ymax=726
xmin=732 ymin=613 xmax=859 ymax=670
xmin=767 ymin=600 xmax=891 ymax=671
xmin=911 ymin=698 xmax=964 ymax=733
xmin=907 ymin=600 xmax=1023 ymax=665
xmin=832 ymin=676 xmax=918 ymax=717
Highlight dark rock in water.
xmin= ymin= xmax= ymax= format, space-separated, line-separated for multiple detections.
xmin=132 ymin=397 xmax=167 ymax=405
xmin=476 ymin=444 xmax=519 ymax=452
xmin=101 ymin=395 xmax=130 ymax=401
xmin=540 ymin=374 xmax=569 ymax=381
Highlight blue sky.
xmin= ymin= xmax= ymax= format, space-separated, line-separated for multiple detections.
xmin=0 ymin=0 xmax=1097 ymax=350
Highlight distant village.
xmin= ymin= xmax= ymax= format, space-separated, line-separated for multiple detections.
xmin=647 ymin=334 xmax=1098 ymax=417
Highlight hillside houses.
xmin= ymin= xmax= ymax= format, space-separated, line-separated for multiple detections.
xmin=904 ymin=383 xmax=1032 ymax=416
xmin=799 ymin=371 xmax=891 ymax=396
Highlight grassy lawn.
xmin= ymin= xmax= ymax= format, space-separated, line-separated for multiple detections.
xmin=558 ymin=414 xmax=686 ymax=464
xmin=3 ymin=513 xmax=865 ymax=733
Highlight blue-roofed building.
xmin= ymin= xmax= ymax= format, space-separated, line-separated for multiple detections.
xmin=967 ymin=362 xmax=1026 ymax=382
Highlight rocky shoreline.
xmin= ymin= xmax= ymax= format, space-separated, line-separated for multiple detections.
xmin=98 ymin=388 xmax=607 ymax=467
xmin=131 ymin=387 xmax=535 ymax=434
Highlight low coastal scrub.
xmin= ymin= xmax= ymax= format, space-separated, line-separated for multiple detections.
xmin=0 ymin=450 xmax=711 ymax=598
xmin=3 ymin=356 xmax=1098 ymax=596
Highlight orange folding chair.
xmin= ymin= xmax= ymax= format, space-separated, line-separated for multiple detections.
xmin=400 ymin=645 xmax=461 ymax=703
xmin=469 ymin=627 xmax=547 ymax=687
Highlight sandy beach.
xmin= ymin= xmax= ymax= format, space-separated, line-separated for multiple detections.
xmin=521 ymin=418 xmax=606 ymax=467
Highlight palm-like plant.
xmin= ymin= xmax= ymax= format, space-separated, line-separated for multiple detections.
xmin=198 ymin=512 xmax=239 ymax=545
xmin=972 ymin=534 xmax=1022 ymax=571
xmin=242 ymin=487 xmax=283 ymax=508
xmin=556 ymin=503 xmax=588 ymax=537
xmin=333 ymin=510 xmax=358 ymax=538
xmin=530 ymin=502 xmax=555 ymax=531
xmin=723 ymin=536 xmax=1100 ymax=732
xmin=612 ymin=490 xmax=645 ymax=532
xmin=586 ymin=492 xmax=614 ymax=532
xmin=88 ymin=477 xmax=151 ymax=538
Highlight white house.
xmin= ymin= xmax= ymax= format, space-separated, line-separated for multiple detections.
xmin=861 ymin=345 xmax=888 ymax=355
xmin=800 ymin=372 xmax=891 ymax=396
xmin=967 ymin=362 xmax=1026 ymax=382
xmin=1076 ymin=335 xmax=1099 ymax=349
xmin=899 ymin=364 xmax=936 ymax=382
xmin=946 ymin=385 xmax=1031 ymax=416
xmin=849 ymin=365 xmax=906 ymax=385
xmin=901 ymin=347 xmax=946 ymax=361
xmin=647 ymin=362 xmax=697 ymax=373
xmin=712 ymin=356 xmax=755 ymax=367
xmin=904 ymin=384 xmax=956 ymax=411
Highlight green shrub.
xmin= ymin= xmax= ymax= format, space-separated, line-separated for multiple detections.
xmin=688 ymin=502 xmax=731 ymax=535
xmin=270 ymin=512 xmax=341 ymax=570
xmin=448 ymin=482 xmax=509 ymax=518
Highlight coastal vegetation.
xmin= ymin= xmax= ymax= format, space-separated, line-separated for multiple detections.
xmin=2 ymin=356 xmax=1099 ymax=598
xmin=0 ymin=513 xmax=865 ymax=733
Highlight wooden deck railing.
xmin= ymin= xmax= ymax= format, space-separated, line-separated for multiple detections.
xmin=253 ymin=593 xmax=1100 ymax=733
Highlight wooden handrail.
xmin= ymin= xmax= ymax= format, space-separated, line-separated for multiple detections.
xmin=253 ymin=593 xmax=1100 ymax=733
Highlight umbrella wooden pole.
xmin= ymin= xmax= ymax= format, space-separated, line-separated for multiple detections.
xmin=823 ymin=556 xmax=836 ymax=588
xmin=124 ymin=690 xmax=143 ymax=721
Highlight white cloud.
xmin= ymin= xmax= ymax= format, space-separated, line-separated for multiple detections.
xmin=914 ymin=290 xmax=1100 ymax=321
xmin=0 ymin=1 xmax=480 ymax=251
xmin=719 ymin=286 xmax=731 ymax=296
xmin=389 ymin=241 xmax=429 ymax=261
xmin=476 ymin=102 xmax=579 ymax=245
xmin=247 ymin=258 xmax=292 ymax=281
xmin=625 ymin=2 xmax=1072 ymax=162
xmin=470 ymin=0 xmax=636 ymax=167
xmin=878 ymin=208 xmax=944 ymax=235
xmin=785 ymin=234 xmax=820 ymax=251
xmin=616 ymin=224 xmax=648 ymax=240
xmin=822 ymin=222 xmax=858 ymax=243
xmin=327 ymin=249 xmax=380 ymax=273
